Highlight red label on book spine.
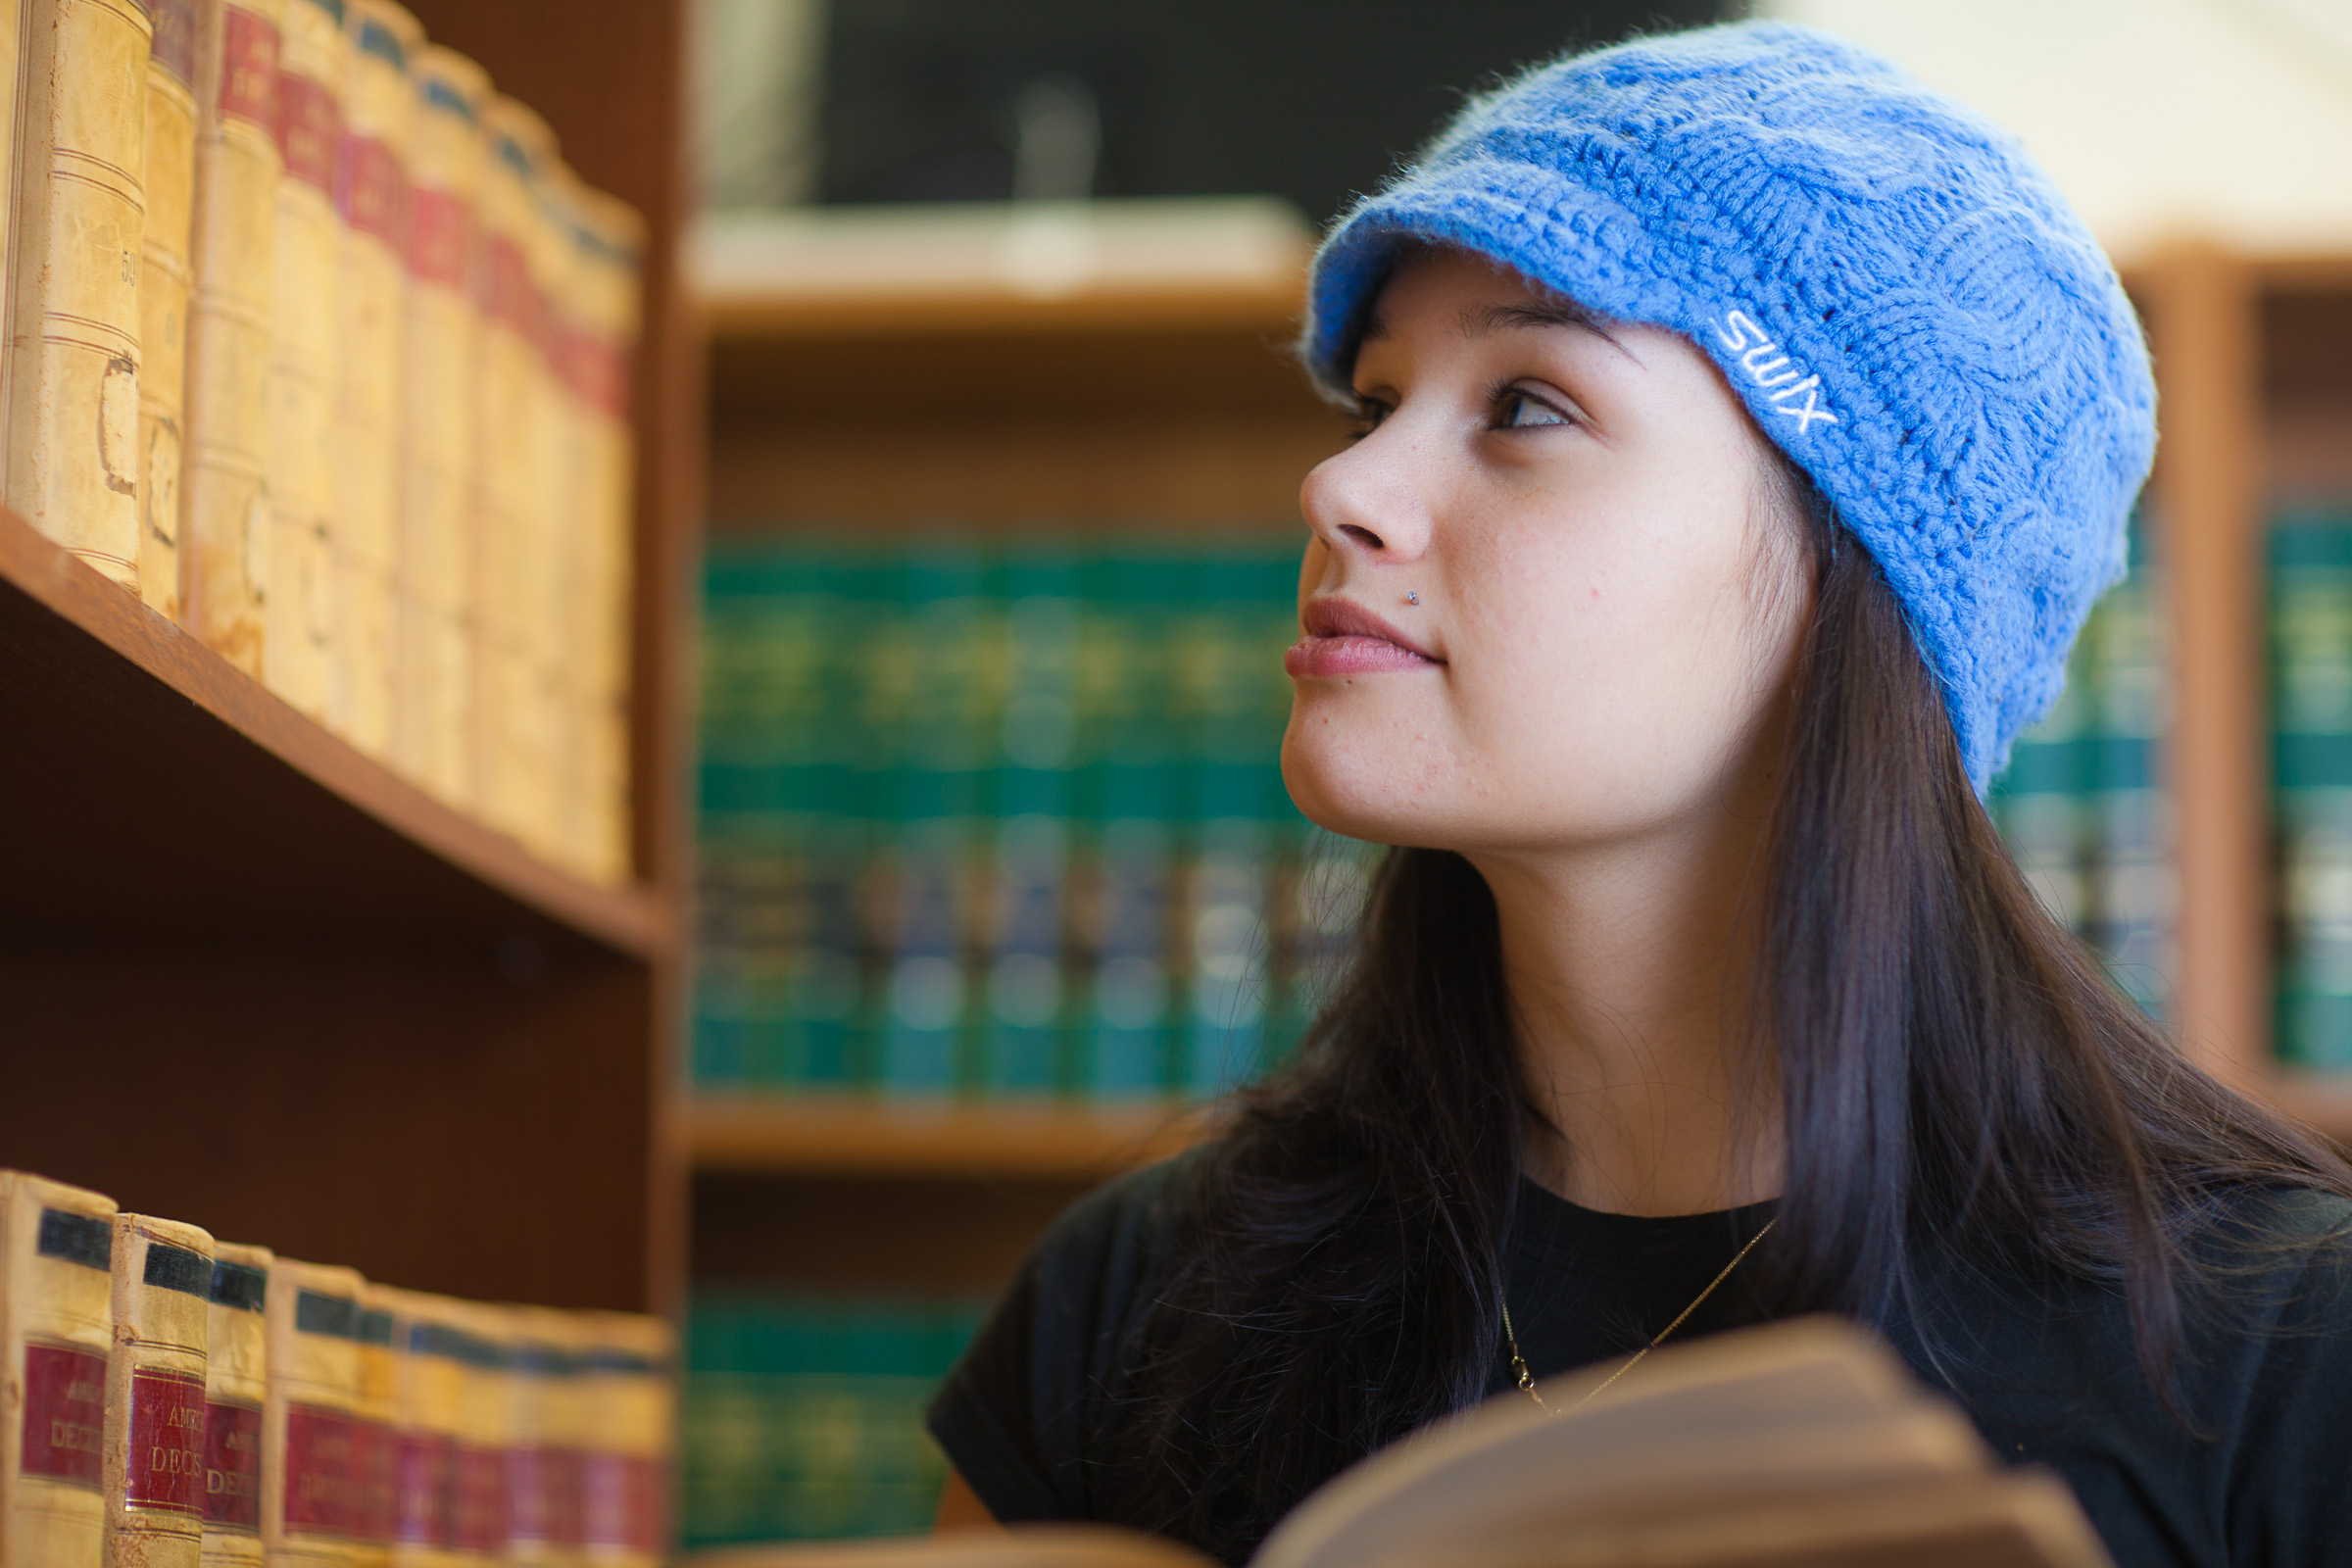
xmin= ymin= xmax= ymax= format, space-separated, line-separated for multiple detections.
xmin=281 ymin=1404 xmax=354 ymax=1534
xmin=202 ymin=1399 xmax=262 ymax=1529
xmin=580 ymin=1451 xmax=662 ymax=1552
xmin=125 ymin=1369 xmax=208 ymax=1513
xmin=454 ymin=1443 xmax=508 ymax=1554
xmin=348 ymin=1419 xmax=397 ymax=1543
xmin=274 ymin=72 xmax=339 ymax=193
xmin=408 ymin=187 xmax=470 ymax=289
xmin=485 ymin=235 xmax=539 ymax=339
xmin=393 ymin=1431 xmax=456 ymax=1547
xmin=218 ymin=6 xmax=279 ymax=129
xmin=21 ymin=1343 xmax=106 ymax=1488
xmin=337 ymin=132 xmax=405 ymax=246
xmin=151 ymin=0 xmax=197 ymax=87
xmin=569 ymin=330 xmax=631 ymax=421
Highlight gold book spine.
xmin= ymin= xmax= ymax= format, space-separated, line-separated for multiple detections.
xmin=527 ymin=167 xmax=587 ymax=877
xmin=391 ymin=45 xmax=485 ymax=808
xmin=258 ymin=0 xmax=344 ymax=718
xmin=180 ymin=0 xmax=282 ymax=671
xmin=470 ymin=97 xmax=557 ymax=855
xmin=103 ymin=1215 xmax=217 ymax=1568
xmin=503 ymin=1308 xmax=587 ymax=1568
xmin=0 ymin=1171 xmax=119 ymax=1568
xmin=446 ymin=1301 xmax=512 ymax=1568
xmin=324 ymin=0 xmax=416 ymax=756
xmin=379 ymin=1289 xmax=468 ymax=1568
xmin=2 ymin=0 xmax=154 ymax=589
xmin=0 ymin=0 xmax=24 ymax=396
xmin=262 ymin=1260 xmax=363 ymax=1568
xmin=576 ymin=1313 xmax=673 ymax=1568
xmin=349 ymin=1287 xmax=400 ymax=1568
xmin=137 ymin=0 xmax=200 ymax=616
xmin=201 ymin=1243 xmax=272 ymax=1568
xmin=566 ymin=188 xmax=643 ymax=888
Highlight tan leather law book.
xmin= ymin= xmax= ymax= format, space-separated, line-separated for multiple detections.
xmin=528 ymin=165 xmax=589 ymax=878
xmin=351 ymin=1287 xmax=401 ymax=1568
xmin=324 ymin=0 xmax=418 ymax=757
xmin=576 ymin=1312 xmax=673 ymax=1568
xmin=262 ymin=1259 xmax=363 ymax=1568
xmin=375 ymin=1288 xmax=466 ymax=1568
xmin=562 ymin=184 xmax=643 ymax=888
xmin=389 ymin=44 xmax=486 ymax=808
xmin=503 ymin=1306 xmax=586 ymax=1568
xmin=258 ymin=0 xmax=345 ymax=718
xmin=469 ymin=95 xmax=557 ymax=857
xmin=180 ymin=0 xmax=283 ymax=671
xmin=103 ymin=1214 xmax=216 ymax=1568
xmin=1 ymin=0 xmax=154 ymax=591
xmin=137 ymin=0 xmax=202 ymax=616
xmin=704 ymin=1319 xmax=2114 ymax=1568
xmin=446 ymin=1300 xmax=513 ymax=1568
xmin=0 ymin=1172 xmax=117 ymax=1568
xmin=201 ymin=1244 xmax=271 ymax=1568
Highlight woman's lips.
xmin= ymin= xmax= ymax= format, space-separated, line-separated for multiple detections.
xmin=1286 ymin=597 xmax=1444 ymax=678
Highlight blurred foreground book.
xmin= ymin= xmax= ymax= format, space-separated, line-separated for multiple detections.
xmin=684 ymin=1318 xmax=2112 ymax=1568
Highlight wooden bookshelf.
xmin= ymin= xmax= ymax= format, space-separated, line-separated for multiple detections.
xmin=0 ymin=507 xmax=666 ymax=956
xmin=688 ymin=1095 xmax=1210 ymax=1180
xmin=699 ymin=201 xmax=1343 ymax=529
xmin=0 ymin=0 xmax=697 ymax=1317
xmin=2132 ymin=247 xmax=2352 ymax=1124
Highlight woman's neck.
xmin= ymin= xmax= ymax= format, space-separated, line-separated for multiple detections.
xmin=1469 ymin=808 xmax=1785 ymax=1218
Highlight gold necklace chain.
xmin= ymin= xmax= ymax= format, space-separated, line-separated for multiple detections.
xmin=1502 ymin=1215 xmax=1777 ymax=1416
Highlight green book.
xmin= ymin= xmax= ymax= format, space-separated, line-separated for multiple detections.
xmin=880 ymin=545 xmax=994 ymax=1094
xmin=2273 ymin=511 xmax=2352 ymax=1069
xmin=984 ymin=545 xmax=1083 ymax=1094
xmin=1987 ymin=630 xmax=2093 ymax=942
xmin=1076 ymin=544 xmax=1188 ymax=1097
xmin=2082 ymin=536 xmax=2173 ymax=1019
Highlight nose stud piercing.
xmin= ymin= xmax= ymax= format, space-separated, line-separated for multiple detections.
xmin=1406 ymin=592 xmax=1420 ymax=606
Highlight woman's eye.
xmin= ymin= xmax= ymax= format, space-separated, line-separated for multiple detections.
xmin=1348 ymin=399 xmax=1390 ymax=437
xmin=1496 ymin=390 xmax=1571 ymax=429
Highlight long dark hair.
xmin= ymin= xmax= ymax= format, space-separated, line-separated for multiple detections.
xmin=1100 ymin=467 xmax=2352 ymax=1562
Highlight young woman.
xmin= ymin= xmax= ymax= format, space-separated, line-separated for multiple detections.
xmin=926 ymin=23 xmax=2352 ymax=1567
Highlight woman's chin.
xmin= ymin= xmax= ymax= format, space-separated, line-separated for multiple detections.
xmin=1280 ymin=742 xmax=1445 ymax=848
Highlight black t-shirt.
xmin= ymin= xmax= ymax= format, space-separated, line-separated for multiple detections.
xmin=927 ymin=1155 xmax=2352 ymax=1567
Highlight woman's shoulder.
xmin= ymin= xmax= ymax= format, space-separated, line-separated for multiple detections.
xmin=1025 ymin=1147 xmax=1208 ymax=1298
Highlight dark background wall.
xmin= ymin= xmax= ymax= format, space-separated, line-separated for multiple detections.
xmin=814 ymin=1 xmax=1731 ymax=222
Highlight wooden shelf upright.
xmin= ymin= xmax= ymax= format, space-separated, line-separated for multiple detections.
xmin=2131 ymin=247 xmax=2352 ymax=1141
xmin=0 ymin=0 xmax=700 ymax=1316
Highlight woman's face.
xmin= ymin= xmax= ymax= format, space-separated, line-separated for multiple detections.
xmin=1282 ymin=248 xmax=1811 ymax=855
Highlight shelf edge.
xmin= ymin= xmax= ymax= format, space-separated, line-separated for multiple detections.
xmin=686 ymin=1094 xmax=1214 ymax=1179
xmin=0 ymin=506 xmax=669 ymax=959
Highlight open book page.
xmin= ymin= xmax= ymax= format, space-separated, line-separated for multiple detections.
xmin=1254 ymin=1317 xmax=1990 ymax=1568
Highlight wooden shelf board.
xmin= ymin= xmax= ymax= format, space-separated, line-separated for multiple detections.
xmin=0 ymin=506 xmax=667 ymax=957
xmin=2269 ymin=1071 xmax=2352 ymax=1146
xmin=686 ymin=1094 xmax=1212 ymax=1179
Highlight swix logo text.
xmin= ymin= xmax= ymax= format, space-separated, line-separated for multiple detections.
xmin=1715 ymin=310 xmax=1838 ymax=434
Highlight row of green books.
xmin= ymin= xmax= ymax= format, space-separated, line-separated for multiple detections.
xmin=681 ymin=1294 xmax=985 ymax=1545
xmin=1984 ymin=547 xmax=2173 ymax=1018
xmin=692 ymin=536 xmax=1378 ymax=1099
xmin=2273 ymin=509 xmax=2352 ymax=1069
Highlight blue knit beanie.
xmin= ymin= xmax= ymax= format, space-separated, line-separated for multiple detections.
xmin=1303 ymin=21 xmax=2157 ymax=792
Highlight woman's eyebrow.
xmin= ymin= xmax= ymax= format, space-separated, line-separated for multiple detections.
xmin=1458 ymin=300 xmax=1640 ymax=364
